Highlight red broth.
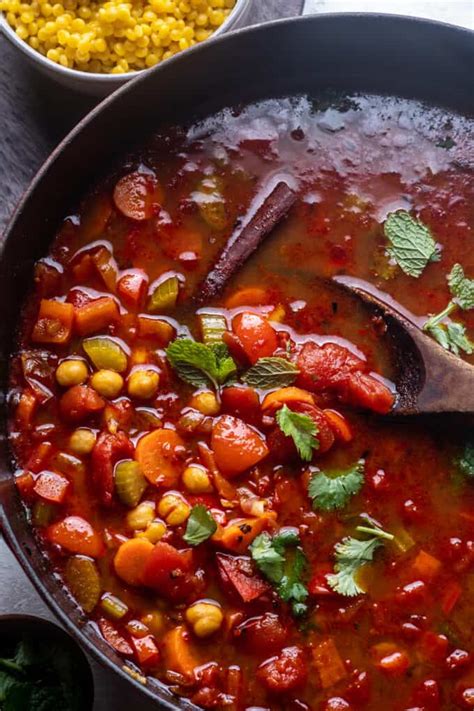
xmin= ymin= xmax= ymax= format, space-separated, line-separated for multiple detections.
xmin=8 ymin=95 xmax=474 ymax=710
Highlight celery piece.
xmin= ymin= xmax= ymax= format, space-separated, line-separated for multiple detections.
xmin=148 ymin=275 xmax=180 ymax=313
xmin=65 ymin=555 xmax=101 ymax=613
xmin=198 ymin=313 xmax=227 ymax=344
xmin=115 ymin=460 xmax=147 ymax=508
xmin=83 ymin=336 xmax=128 ymax=373
xmin=100 ymin=593 xmax=128 ymax=620
xmin=32 ymin=500 xmax=56 ymax=527
xmin=197 ymin=176 xmax=228 ymax=231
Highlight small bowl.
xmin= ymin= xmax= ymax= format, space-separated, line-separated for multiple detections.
xmin=0 ymin=0 xmax=251 ymax=96
xmin=0 ymin=614 xmax=94 ymax=710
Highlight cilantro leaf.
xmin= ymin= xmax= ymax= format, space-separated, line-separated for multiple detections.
xmin=183 ymin=505 xmax=217 ymax=546
xmin=308 ymin=461 xmax=365 ymax=512
xmin=243 ymin=357 xmax=299 ymax=389
xmin=166 ymin=338 xmax=237 ymax=389
xmin=327 ymin=535 xmax=383 ymax=597
xmin=276 ymin=404 xmax=319 ymax=461
xmin=250 ymin=529 xmax=309 ymax=616
xmin=458 ymin=441 xmax=474 ymax=479
xmin=384 ymin=210 xmax=440 ymax=278
xmin=448 ymin=263 xmax=474 ymax=311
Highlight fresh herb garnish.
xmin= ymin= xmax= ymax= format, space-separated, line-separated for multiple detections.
xmin=423 ymin=264 xmax=474 ymax=355
xmin=384 ymin=210 xmax=440 ymax=278
xmin=327 ymin=524 xmax=393 ymax=597
xmin=0 ymin=638 xmax=84 ymax=710
xmin=183 ymin=505 xmax=217 ymax=546
xmin=166 ymin=338 xmax=237 ymax=389
xmin=276 ymin=404 xmax=319 ymax=462
xmin=458 ymin=440 xmax=474 ymax=479
xmin=308 ymin=461 xmax=365 ymax=512
xmin=243 ymin=357 xmax=299 ymax=389
xmin=250 ymin=529 xmax=309 ymax=616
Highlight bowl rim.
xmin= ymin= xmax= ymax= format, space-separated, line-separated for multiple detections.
xmin=0 ymin=0 xmax=251 ymax=84
xmin=1 ymin=12 xmax=473 ymax=710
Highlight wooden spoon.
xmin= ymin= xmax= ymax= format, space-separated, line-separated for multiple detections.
xmin=333 ymin=276 xmax=474 ymax=416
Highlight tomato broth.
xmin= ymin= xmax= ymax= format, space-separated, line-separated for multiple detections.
xmin=8 ymin=95 xmax=474 ymax=710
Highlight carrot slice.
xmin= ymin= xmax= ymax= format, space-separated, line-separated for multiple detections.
xmin=75 ymin=297 xmax=120 ymax=336
xmin=131 ymin=635 xmax=160 ymax=668
xmin=47 ymin=516 xmax=103 ymax=557
xmin=211 ymin=415 xmax=268 ymax=477
xmin=135 ymin=429 xmax=185 ymax=487
xmin=15 ymin=389 xmax=38 ymax=429
xmin=232 ymin=312 xmax=277 ymax=364
xmin=262 ymin=386 xmax=314 ymax=412
xmin=323 ymin=409 xmax=353 ymax=443
xmin=114 ymin=538 xmax=154 ymax=587
xmin=32 ymin=299 xmax=74 ymax=345
xmin=220 ymin=517 xmax=270 ymax=554
xmin=162 ymin=625 xmax=200 ymax=677
xmin=313 ymin=638 xmax=347 ymax=689
xmin=117 ymin=269 xmax=148 ymax=309
xmin=137 ymin=315 xmax=175 ymax=345
xmin=226 ymin=287 xmax=270 ymax=309
xmin=113 ymin=172 xmax=163 ymax=221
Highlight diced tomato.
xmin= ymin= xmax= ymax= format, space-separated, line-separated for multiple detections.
xmin=131 ymin=634 xmax=160 ymax=668
xmin=113 ymin=171 xmax=163 ymax=221
xmin=410 ymin=679 xmax=441 ymax=710
xmin=445 ymin=648 xmax=472 ymax=675
xmin=257 ymin=646 xmax=308 ymax=693
xmin=92 ymin=431 xmax=134 ymax=506
xmin=117 ymin=269 xmax=149 ymax=309
xmin=59 ymin=385 xmax=105 ymax=423
xmin=211 ymin=415 xmax=269 ymax=477
xmin=15 ymin=390 xmax=38 ymax=429
xmin=31 ymin=299 xmax=74 ymax=345
xmin=296 ymin=341 xmax=365 ymax=392
xmin=410 ymin=549 xmax=442 ymax=581
xmin=216 ymin=553 xmax=270 ymax=603
xmin=442 ymin=581 xmax=462 ymax=616
xmin=234 ymin=613 xmax=288 ymax=655
xmin=268 ymin=402 xmax=334 ymax=461
xmin=221 ymin=386 xmax=261 ymax=426
xmin=98 ymin=618 xmax=133 ymax=656
xmin=322 ymin=698 xmax=351 ymax=711
xmin=33 ymin=470 xmax=69 ymax=504
xmin=232 ymin=312 xmax=277 ymax=364
xmin=222 ymin=330 xmax=251 ymax=365
xmin=323 ymin=409 xmax=353 ymax=443
xmin=47 ymin=516 xmax=103 ymax=557
xmin=419 ymin=631 xmax=449 ymax=664
xmin=308 ymin=565 xmax=335 ymax=596
xmin=142 ymin=542 xmax=198 ymax=602
xmin=345 ymin=670 xmax=371 ymax=705
xmin=340 ymin=372 xmax=395 ymax=414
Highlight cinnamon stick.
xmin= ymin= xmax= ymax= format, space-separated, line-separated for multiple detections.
xmin=195 ymin=180 xmax=296 ymax=304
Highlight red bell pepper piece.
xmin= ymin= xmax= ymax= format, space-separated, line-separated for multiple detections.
xmin=91 ymin=431 xmax=134 ymax=506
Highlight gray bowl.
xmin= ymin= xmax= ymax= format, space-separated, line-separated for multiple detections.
xmin=0 ymin=0 xmax=251 ymax=96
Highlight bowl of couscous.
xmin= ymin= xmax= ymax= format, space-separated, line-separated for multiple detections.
xmin=0 ymin=0 xmax=250 ymax=95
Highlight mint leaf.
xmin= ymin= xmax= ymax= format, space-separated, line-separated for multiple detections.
xmin=243 ymin=357 xmax=299 ymax=389
xmin=166 ymin=338 xmax=236 ymax=388
xmin=384 ymin=210 xmax=440 ymax=278
xmin=183 ymin=505 xmax=217 ymax=546
xmin=308 ymin=461 xmax=365 ymax=512
xmin=458 ymin=441 xmax=474 ymax=479
xmin=425 ymin=321 xmax=474 ymax=356
xmin=327 ymin=535 xmax=383 ymax=597
xmin=276 ymin=404 xmax=319 ymax=461
xmin=250 ymin=529 xmax=308 ymax=616
xmin=448 ymin=263 xmax=474 ymax=311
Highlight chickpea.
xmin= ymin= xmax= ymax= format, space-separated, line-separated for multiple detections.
xmin=126 ymin=501 xmax=156 ymax=531
xmin=90 ymin=369 xmax=124 ymax=398
xmin=135 ymin=519 xmax=167 ymax=543
xmin=158 ymin=492 xmax=190 ymax=526
xmin=182 ymin=465 xmax=212 ymax=494
xmin=69 ymin=428 xmax=97 ymax=455
xmin=186 ymin=601 xmax=223 ymax=638
xmin=56 ymin=359 xmax=88 ymax=387
xmin=189 ymin=391 xmax=220 ymax=416
xmin=128 ymin=369 xmax=160 ymax=400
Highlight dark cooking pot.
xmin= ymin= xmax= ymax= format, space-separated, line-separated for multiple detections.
xmin=0 ymin=14 xmax=472 ymax=709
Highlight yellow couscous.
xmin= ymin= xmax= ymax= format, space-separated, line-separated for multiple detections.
xmin=0 ymin=0 xmax=236 ymax=73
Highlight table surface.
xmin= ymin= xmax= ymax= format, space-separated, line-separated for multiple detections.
xmin=0 ymin=0 xmax=472 ymax=708
xmin=0 ymin=3 xmax=304 ymax=709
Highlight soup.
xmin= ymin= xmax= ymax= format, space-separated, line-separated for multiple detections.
xmin=8 ymin=96 xmax=474 ymax=710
